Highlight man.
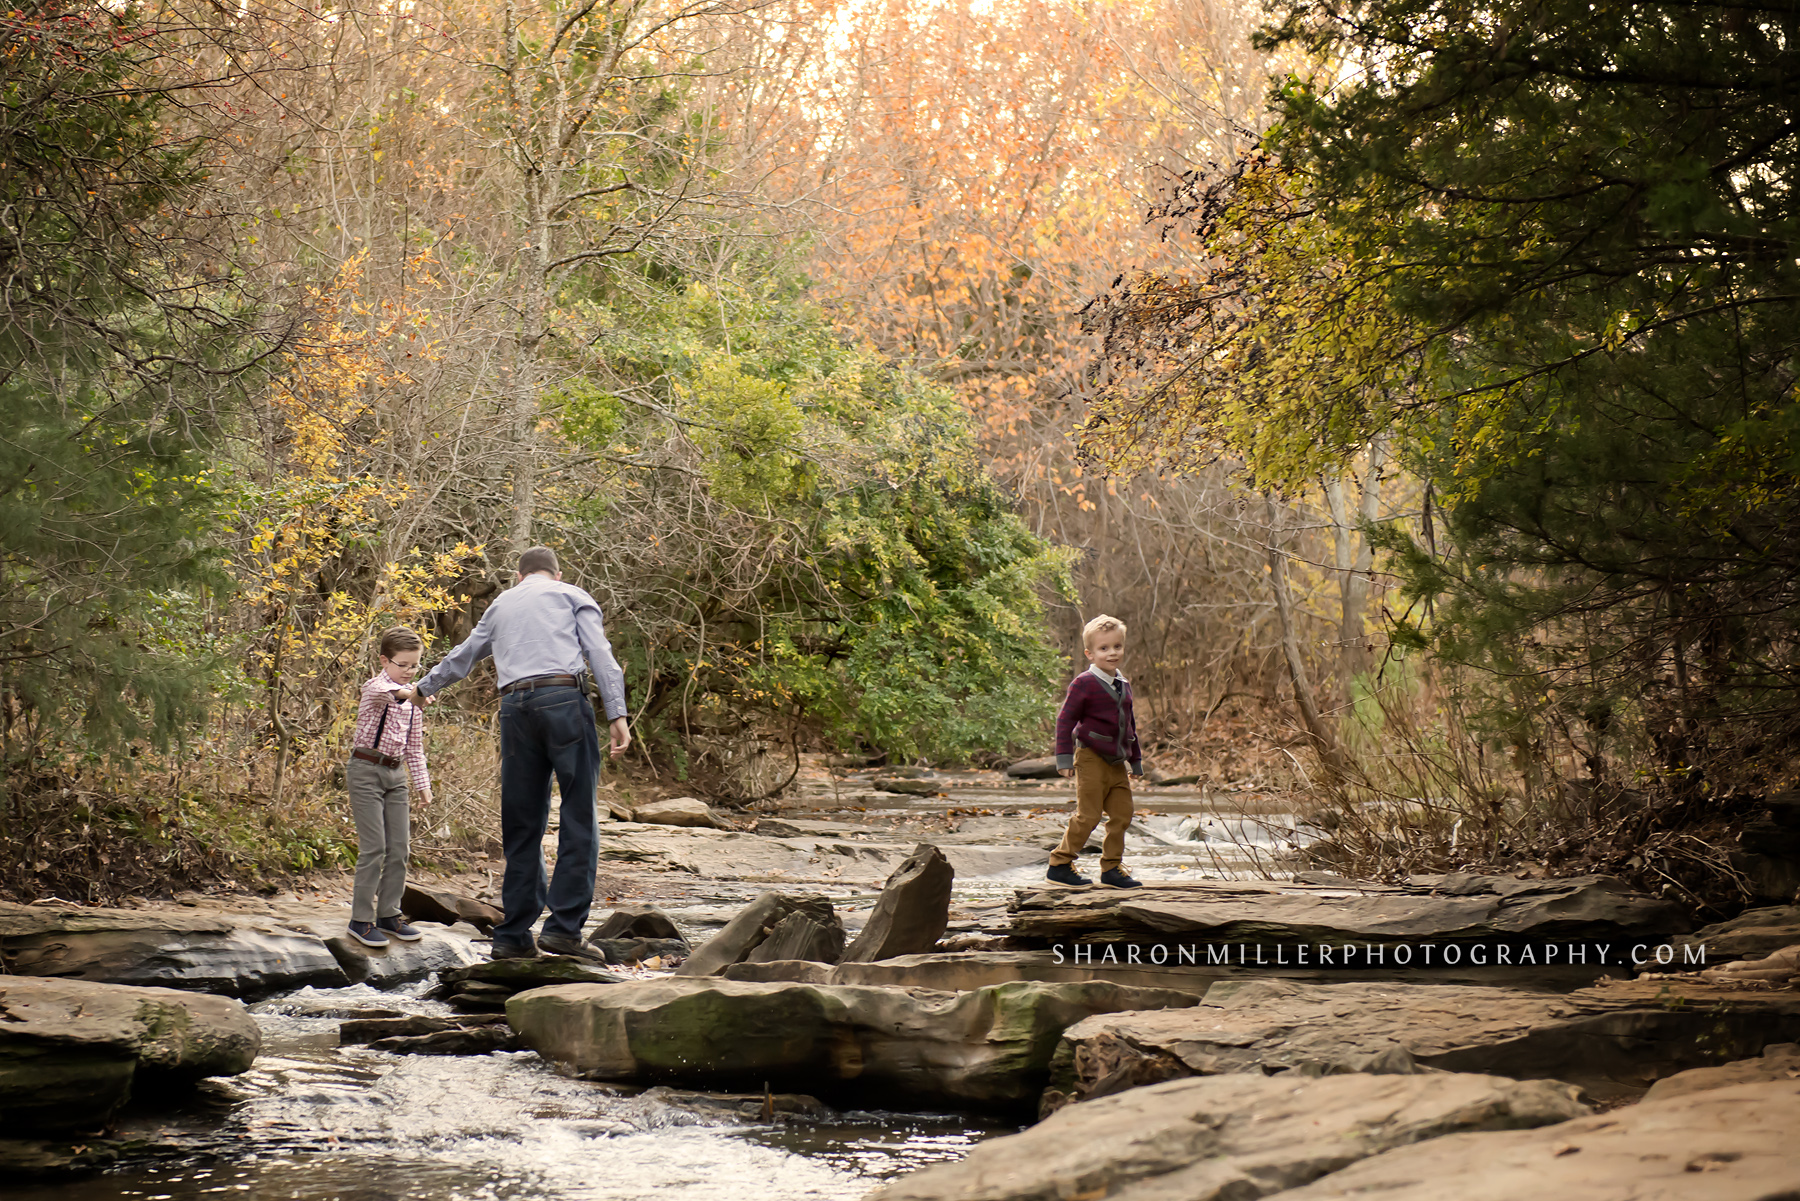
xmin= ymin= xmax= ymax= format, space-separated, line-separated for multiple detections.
xmin=392 ymin=546 xmax=629 ymax=960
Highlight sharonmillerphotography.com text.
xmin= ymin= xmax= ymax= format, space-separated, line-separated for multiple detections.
xmin=1049 ymin=941 xmax=1708 ymax=969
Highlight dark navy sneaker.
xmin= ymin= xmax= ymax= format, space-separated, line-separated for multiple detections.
xmin=377 ymin=915 xmax=424 ymax=941
xmin=489 ymin=938 xmax=540 ymax=960
xmin=1045 ymin=863 xmax=1091 ymax=887
xmin=539 ymin=932 xmax=611 ymax=964
xmin=1100 ymin=868 xmax=1142 ymax=889
xmin=346 ymin=920 xmax=389 ymax=947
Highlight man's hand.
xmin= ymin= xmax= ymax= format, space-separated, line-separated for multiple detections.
xmin=416 ymin=788 xmax=432 ymax=811
xmin=609 ymin=716 xmax=631 ymax=757
xmin=1058 ymin=767 xmax=1074 ymax=777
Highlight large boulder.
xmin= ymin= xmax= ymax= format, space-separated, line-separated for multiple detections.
xmin=0 ymin=900 xmax=347 ymax=999
xmin=842 ymin=844 xmax=954 ymax=963
xmin=1007 ymin=875 xmax=1691 ymax=949
xmin=1731 ymin=791 xmax=1800 ymax=903
xmin=1268 ymin=1080 xmax=1800 ymax=1201
xmin=591 ymin=906 xmax=687 ymax=943
xmin=1046 ymin=977 xmax=1800 ymax=1105
xmin=870 ymin=1072 xmax=1588 ymax=1201
xmin=1670 ymin=904 xmax=1800 ymax=964
xmin=508 ymin=977 xmax=1200 ymax=1112
xmin=633 ymin=797 xmax=730 ymax=829
xmin=676 ymin=892 xmax=839 ymax=976
xmin=746 ymin=909 xmax=846 ymax=964
xmin=401 ymin=885 xmax=504 ymax=934
xmin=0 ymin=976 xmax=259 ymax=1135
xmin=874 ymin=776 xmax=945 ymax=796
xmin=1005 ymin=757 xmax=1062 ymax=780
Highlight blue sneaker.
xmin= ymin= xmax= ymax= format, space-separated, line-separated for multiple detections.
xmin=1046 ymin=863 xmax=1091 ymax=887
xmin=347 ymin=920 xmax=389 ymax=947
xmin=377 ymin=915 xmax=424 ymax=941
xmin=1100 ymin=868 xmax=1142 ymax=889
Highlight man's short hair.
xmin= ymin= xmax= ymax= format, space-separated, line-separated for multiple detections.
xmin=518 ymin=546 xmax=559 ymax=577
xmin=378 ymin=626 xmax=424 ymax=659
xmin=1082 ymin=613 xmax=1127 ymax=649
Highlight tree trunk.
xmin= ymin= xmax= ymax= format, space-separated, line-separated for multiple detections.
xmin=1265 ymin=494 xmax=1348 ymax=778
xmin=1339 ymin=436 xmax=1386 ymax=679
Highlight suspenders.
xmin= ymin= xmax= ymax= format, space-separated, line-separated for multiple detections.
xmin=356 ymin=692 xmax=413 ymax=756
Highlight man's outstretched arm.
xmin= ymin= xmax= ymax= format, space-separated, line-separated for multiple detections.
xmin=395 ymin=612 xmax=495 ymax=704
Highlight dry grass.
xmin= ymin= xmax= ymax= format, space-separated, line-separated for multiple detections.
xmin=1279 ymin=666 xmax=1757 ymax=913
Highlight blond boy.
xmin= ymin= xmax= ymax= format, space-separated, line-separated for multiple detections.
xmin=1047 ymin=614 xmax=1142 ymax=888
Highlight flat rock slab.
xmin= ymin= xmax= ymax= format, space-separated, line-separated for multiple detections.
xmin=829 ymin=951 xmax=1215 ymax=993
xmin=1008 ymin=875 xmax=1690 ymax=948
xmin=1050 ymin=977 xmax=1800 ymax=1103
xmin=1643 ymin=1042 xmax=1800 ymax=1101
xmin=728 ymin=950 xmax=1598 ymax=995
xmin=872 ymin=1071 xmax=1589 ymax=1201
xmin=431 ymin=956 xmax=626 ymax=997
xmin=0 ymin=900 xmax=348 ymax=998
xmin=294 ymin=922 xmax=485 ymax=988
xmin=0 ymin=976 xmax=259 ymax=1135
xmin=1270 ymin=1080 xmax=1800 ymax=1201
xmin=1672 ymin=904 xmax=1800 ymax=963
xmin=339 ymin=1013 xmax=510 ymax=1044
xmin=600 ymin=824 xmax=1042 ymax=885
xmin=508 ymin=977 xmax=1200 ymax=1113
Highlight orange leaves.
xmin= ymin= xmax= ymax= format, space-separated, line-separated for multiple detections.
xmin=785 ymin=0 xmax=1261 ymax=466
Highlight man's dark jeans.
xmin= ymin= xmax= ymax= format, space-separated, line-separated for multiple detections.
xmin=496 ymin=684 xmax=600 ymax=944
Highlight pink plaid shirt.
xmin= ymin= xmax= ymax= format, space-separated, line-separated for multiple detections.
xmin=353 ymin=673 xmax=430 ymax=794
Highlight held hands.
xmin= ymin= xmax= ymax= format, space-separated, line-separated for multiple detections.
xmin=609 ymin=716 xmax=631 ymax=758
xmin=1058 ymin=768 xmax=1074 ymax=777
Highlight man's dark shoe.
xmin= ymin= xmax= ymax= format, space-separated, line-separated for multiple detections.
xmin=346 ymin=919 xmax=389 ymax=947
xmin=489 ymin=938 xmax=540 ymax=960
xmin=1100 ymin=868 xmax=1142 ymax=888
xmin=377 ymin=915 xmax=424 ymax=942
xmin=538 ymin=932 xmax=612 ymax=964
xmin=1045 ymin=863 xmax=1091 ymax=887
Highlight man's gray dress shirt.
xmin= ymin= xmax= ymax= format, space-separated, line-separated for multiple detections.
xmin=413 ymin=574 xmax=628 ymax=720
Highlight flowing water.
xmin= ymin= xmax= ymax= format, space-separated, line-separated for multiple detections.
xmin=19 ymin=775 xmax=1304 ymax=1201
xmin=14 ymin=984 xmax=1010 ymax=1201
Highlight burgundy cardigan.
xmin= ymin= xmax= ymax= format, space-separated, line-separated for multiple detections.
xmin=1054 ymin=671 xmax=1142 ymax=775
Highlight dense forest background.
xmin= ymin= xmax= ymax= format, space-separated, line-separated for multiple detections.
xmin=3 ymin=0 xmax=1795 ymax=910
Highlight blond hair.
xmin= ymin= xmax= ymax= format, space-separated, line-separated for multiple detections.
xmin=1082 ymin=613 xmax=1127 ymax=649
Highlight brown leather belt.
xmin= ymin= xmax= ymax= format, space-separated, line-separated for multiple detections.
xmin=500 ymin=674 xmax=580 ymax=694
xmin=351 ymin=748 xmax=402 ymax=768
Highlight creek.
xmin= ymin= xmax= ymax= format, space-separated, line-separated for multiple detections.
xmin=11 ymin=777 xmax=1293 ymax=1200
xmin=11 ymin=982 xmax=1009 ymax=1201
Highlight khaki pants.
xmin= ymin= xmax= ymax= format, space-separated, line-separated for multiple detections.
xmin=1050 ymin=746 xmax=1133 ymax=871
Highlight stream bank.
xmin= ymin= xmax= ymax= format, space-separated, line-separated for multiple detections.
xmin=5 ymin=763 xmax=1798 ymax=1200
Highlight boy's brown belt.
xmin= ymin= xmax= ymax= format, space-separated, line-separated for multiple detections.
xmin=500 ymin=673 xmax=580 ymax=694
xmin=351 ymin=748 xmax=402 ymax=768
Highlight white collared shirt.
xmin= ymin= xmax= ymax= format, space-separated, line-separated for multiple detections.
xmin=1087 ymin=664 xmax=1126 ymax=693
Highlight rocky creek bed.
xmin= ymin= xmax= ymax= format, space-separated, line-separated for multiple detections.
xmin=4 ymin=769 xmax=1799 ymax=1200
